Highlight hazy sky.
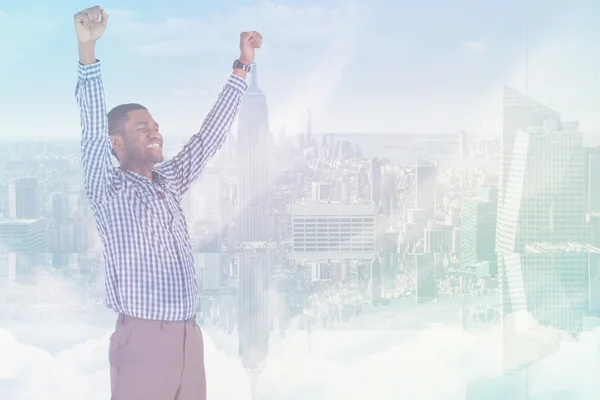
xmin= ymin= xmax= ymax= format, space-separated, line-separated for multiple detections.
xmin=0 ymin=0 xmax=599 ymax=140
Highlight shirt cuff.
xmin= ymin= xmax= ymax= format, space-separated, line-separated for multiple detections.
xmin=227 ymin=74 xmax=248 ymax=93
xmin=78 ymin=60 xmax=102 ymax=80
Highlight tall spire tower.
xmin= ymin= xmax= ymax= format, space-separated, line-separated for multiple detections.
xmin=236 ymin=63 xmax=272 ymax=242
xmin=249 ymin=62 xmax=259 ymax=91
xmin=524 ymin=18 xmax=529 ymax=95
xmin=235 ymin=63 xmax=272 ymax=399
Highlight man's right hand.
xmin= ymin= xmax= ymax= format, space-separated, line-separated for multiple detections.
xmin=74 ymin=6 xmax=108 ymax=64
xmin=74 ymin=6 xmax=108 ymax=44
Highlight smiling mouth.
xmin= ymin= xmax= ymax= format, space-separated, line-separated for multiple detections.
xmin=146 ymin=143 xmax=161 ymax=149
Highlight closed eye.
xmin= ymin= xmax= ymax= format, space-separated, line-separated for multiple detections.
xmin=137 ymin=126 xmax=159 ymax=133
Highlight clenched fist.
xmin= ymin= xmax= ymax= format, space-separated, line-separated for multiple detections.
xmin=74 ymin=6 xmax=108 ymax=44
xmin=239 ymin=31 xmax=262 ymax=65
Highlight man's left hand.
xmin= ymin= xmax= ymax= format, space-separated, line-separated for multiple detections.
xmin=239 ymin=31 xmax=262 ymax=65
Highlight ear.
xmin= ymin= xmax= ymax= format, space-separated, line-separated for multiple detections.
xmin=110 ymin=135 xmax=124 ymax=157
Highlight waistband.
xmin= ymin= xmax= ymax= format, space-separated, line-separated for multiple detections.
xmin=116 ymin=313 xmax=197 ymax=330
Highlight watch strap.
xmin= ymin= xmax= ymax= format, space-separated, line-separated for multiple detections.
xmin=232 ymin=59 xmax=252 ymax=72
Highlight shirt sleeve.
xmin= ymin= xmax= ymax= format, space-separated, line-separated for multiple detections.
xmin=157 ymin=74 xmax=248 ymax=196
xmin=75 ymin=60 xmax=121 ymax=205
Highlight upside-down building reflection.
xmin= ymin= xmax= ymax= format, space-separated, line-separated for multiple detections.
xmin=235 ymin=63 xmax=273 ymax=399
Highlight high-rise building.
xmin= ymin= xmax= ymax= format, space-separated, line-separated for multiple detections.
xmin=496 ymin=121 xmax=585 ymax=253
xmin=184 ymin=170 xmax=222 ymax=224
xmin=8 ymin=177 xmax=38 ymax=219
xmin=584 ymin=146 xmax=600 ymax=214
xmin=0 ymin=219 xmax=47 ymax=286
xmin=236 ymin=243 xmax=271 ymax=398
xmin=193 ymin=224 xmax=222 ymax=298
xmin=234 ymin=64 xmax=273 ymax=389
xmin=496 ymin=87 xmax=588 ymax=376
xmin=52 ymin=193 xmax=70 ymax=223
xmin=236 ymin=63 xmax=273 ymax=243
xmin=0 ymin=219 xmax=46 ymax=253
xmin=303 ymin=109 xmax=313 ymax=150
xmin=588 ymin=253 xmax=600 ymax=315
xmin=407 ymin=253 xmax=436 ymax=303
xmin=423 ymin=221 xmax=452 ymax=254
xmin=380 ymin=171 xmax=397 ymax=216
xmin=0 ymin=253 xmax=17 ymax=289
xmin=500 ymin=86 xmax=560 ymax=208
xmin=460 ymin=186 xmax=498 ymax=271
xmin=369 ymin=158 xmax=381 ymax=207
xmin=311 ymin=182 xmax=331 ymax=201
xmin=506 ymin=243 xmax=590 ymax=336
xmin=415 ymin=159 xmax=437 ymax=215
xmin=292 ymin=200 xmax=377 ymax=261
xmin=337 ymin=140 xmax=352 ymax=160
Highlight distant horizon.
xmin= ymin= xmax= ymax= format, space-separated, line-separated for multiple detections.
xmin=6 ymin=130 xmax=600 ymax=143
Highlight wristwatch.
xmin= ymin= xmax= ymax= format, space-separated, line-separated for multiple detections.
xmin=232 ymin=59 xmax=252 ymax=72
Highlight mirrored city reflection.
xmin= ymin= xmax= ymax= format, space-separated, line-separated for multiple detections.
xmin=0 ymin=64 xmax=599 ymax=399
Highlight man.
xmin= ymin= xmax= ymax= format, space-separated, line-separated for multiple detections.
xmin=73 ymin=5 xmax=262 ymax=400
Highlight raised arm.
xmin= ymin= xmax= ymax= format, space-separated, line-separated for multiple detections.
xmin=157 ymin=31 xmax=263 ymax=197
xmin=74 ymin=6 xmax=120 ymax=205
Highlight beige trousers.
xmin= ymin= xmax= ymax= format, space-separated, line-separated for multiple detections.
xmin=109 ymin=313 xmax=206 ymax=400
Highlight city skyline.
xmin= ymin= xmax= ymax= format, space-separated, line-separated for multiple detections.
xmin=1 ymin=79 xmax=599 ymax=398
xmin=1 ymin=1 xmax=600 ymax=400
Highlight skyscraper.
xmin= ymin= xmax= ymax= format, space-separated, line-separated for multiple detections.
xmin=234 ymin=64 xmax=272 ymax=395
xmin=496 ymin=87 xmax=587 ymax=375
xmin=52 ymin=193 xmax=70 ymax=223
xmin=8 ymin=177 xmax=38 ymax=219
xmin=584 ymin=146 xmax=600 ymax=214
xmin=236 ymin=63 xmax=273 ymax=243
xmin=415 ymin=159 xmax=437 ymax=215
xmin=369 ymin=158 xmax=381 ymax=207
xmin=496 ymin=121 xmax=585 ymax=253
xmin=303 ymin=109 xmax=313 ymax=150
xmin=460 ymin=187 xmax=497 ymax=273
xmin=184 ymin=169 xmax=222 ymax=224
xmin=500 ymin=86 xmax=560 ymax=208
xmin=237 ymin=247 xmax=270 ymax=368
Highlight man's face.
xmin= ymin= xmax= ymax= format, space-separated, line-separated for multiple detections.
xmin=120 ymin=109 xmax=164 ymax=166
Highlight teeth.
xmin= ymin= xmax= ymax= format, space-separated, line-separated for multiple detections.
xmin=146 ymin=143 xmax=159 ymax=148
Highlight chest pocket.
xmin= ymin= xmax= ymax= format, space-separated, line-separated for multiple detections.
xmin=134 ymin=182 xmax=186 ymax=240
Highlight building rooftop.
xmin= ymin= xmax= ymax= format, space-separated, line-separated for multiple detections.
xmin=0 ymin=218 xmax=44 ymax=226
xmin=237 ymin=242 xmax=276 ymax=251
xmin=525 ymin=242 xmax=600 ymax=253
xmin=295 ymin=199 xmax=374 ymax=206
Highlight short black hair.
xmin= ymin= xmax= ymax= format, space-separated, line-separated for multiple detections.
xmin=107 ymin=103 xmax=148 ymax=160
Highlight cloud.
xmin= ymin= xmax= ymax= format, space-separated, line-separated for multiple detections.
xmin=267 ymin=14 xmax=358 ymax=132
xmin=104 ymin=1 xmax=361 ymax=136
xmin=1 ymin=301 xmax=599 ymax=399
xmin=134 ymin=40 xmax=199 ymax=58
xmin=102 ymin=8 xmax=139 ymax=20
xmin=105 ymin=2 xmax=360 ymax=59
xmin=463 ymin=40 xmax=488 ymax=53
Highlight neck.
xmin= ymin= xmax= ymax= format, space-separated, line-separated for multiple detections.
xmin=120 ymin=161 xmax=154 ymax=181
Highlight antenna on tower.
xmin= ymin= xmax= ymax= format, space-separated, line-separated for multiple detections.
xmin=524 ymin=5 xmax=529 ymax=95
xmin=251 ymin=62 xmax=258 ymax=88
